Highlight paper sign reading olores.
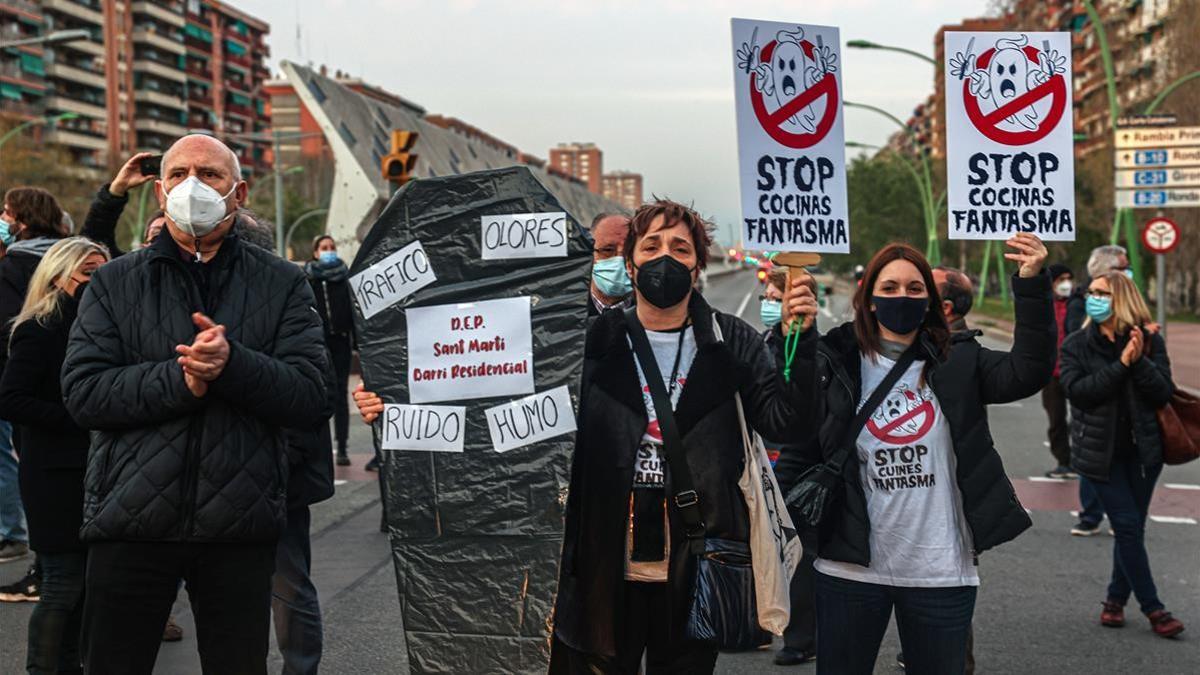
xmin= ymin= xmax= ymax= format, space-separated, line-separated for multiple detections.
xmin=381 ymin=404 xmax=466 ymax=452
xmin=350 ymin=240 xmax=437 ymax=319
xmin=944 ymin=31 xmax=1076 ymax=241
xmin=731 ymin=18 xmax=849 ymax=253
xmin=484 ymin=386 xmax=577 ymax=453
xmin=406 ymin=296 xmax=534 ymax=404
xmin=481 ymin=212 xmax=568 ymax=260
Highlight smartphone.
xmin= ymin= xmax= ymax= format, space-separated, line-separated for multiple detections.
xmin=139 ymin=155 xmax=162 ymax=176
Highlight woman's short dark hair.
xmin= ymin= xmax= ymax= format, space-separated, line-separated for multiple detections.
xmin=4 ymin=187 xmax=64 ymax=239
xmin=312 ymin=234 xmax=334 ymax=252
xmin=853 ymin=243 xmax=950 ymax=360
xmin=621 ymin=199 xmax=713 ymax=270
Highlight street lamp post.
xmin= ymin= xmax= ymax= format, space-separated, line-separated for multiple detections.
xmin=283 ymin=208 xmax=330 ymax=258
xmin=844 ymin=101 xmax=943 ymax=266
xmin=0 ymin=29 xmax=91 ymax=51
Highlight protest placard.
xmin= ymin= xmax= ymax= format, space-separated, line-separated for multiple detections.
xmin=484 ymin=386 xmax=577 ymax=453
xmin=380 ymin=404 xmax=467 ymax=452
xmin=480 ymin=212 xmax=568 ymax=260
xmin=406 ymin=297 xmax=534 ymax=404
xmin=349 ymin=240 xmax=437 ymax=319
xmin=731 ymin=18 xmax=849 ymax=253
xmin=944 ymin=31 xmax=1076 ymax=240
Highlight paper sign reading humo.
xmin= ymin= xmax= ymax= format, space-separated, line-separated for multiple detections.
xmin=380 ymin=404 xmax=466 ymax=452
xmin=350 ymin=240 xmax=437 ymax=319
xmin=731 ymin=18 xmax=849 ymax=253
xmin=481 ymin=212 xmax=568 ymax=260
xmin=407 ymin=296 xmax=534 ymax=404
xmin=944 ymin=31 xmax=1076 ymax=241
xmin=484 ymin=386 xmax=577 ymax=453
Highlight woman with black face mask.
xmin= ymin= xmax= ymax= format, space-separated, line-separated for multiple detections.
xmin=350 ymin=199 xmax=819 ymax=673
xmin=789 ymin=237 xmax=1054 ymax=675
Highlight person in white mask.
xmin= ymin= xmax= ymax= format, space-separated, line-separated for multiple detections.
xmin=1042 ymin=263 xmax=1075 ymax=480
xmin=61 ymin=133 xmax=331 ymax=674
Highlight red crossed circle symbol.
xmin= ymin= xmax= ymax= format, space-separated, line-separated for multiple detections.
xmin=963 ymin=45 xmax=1066 ymax=146
xmin=750 ymin=39 xmax=839 ymax=150
xmin=867 ymin=398 xmax=935 ymax=445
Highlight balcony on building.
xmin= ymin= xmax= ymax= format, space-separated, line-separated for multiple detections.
xmin=44 ymin=54 xmax=104 ymax=89
xmin=132 ymin=23 xmax=186 ymax=56
xmin=43 ymin=86 xmax=105 ymax=118
xmin=0 ymin=0 xmax=44 ymax=23
xmin=131 ymin=0 xmax=185 ymax=28
xmin=132 ymin=50 xmax=186 ymax=86
xmin=135 ymin=103 xmax=188 ymax=139
xmin=224 ymin=91 xmax=254 ymax=119
xmin=182 ymin=22 xmax=214 ymax=53
xmin=41 ymin=0 xmax=103 ymax=26
xmin=135 ymin=73 xmax=185 ymax=111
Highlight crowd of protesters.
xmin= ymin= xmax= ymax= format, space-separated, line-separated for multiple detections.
xmin=0 ymin=130 xmax=1187 ymax=674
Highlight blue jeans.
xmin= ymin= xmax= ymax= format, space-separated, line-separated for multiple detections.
xmin=27 ymin=550 xmax=86 ymax=674
xmin=1078 ymin=476 xmax=1106 ymax=526
xmin=1090 ymin=457 xmax=1163 ymax=614
xmin=272 ymin=506 xmax=323 ymax=675
xmin=815 ymin=571 xmax=976 ymax=675
xmin=0 ymin=420 xmax=27 ymax=543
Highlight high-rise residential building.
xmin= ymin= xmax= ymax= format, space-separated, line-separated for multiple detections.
xmin=549 ymin=142 xmax=602 ymax=194
xmin=601 ymin=171 xmax=643 ymax=212
xmin=916 ymin=1 xmax=1176 ymax=159
xmin=0 ymin=0 xmax=271 ymax=172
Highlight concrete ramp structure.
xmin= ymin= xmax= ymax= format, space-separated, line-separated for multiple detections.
xmin=280 ymin=61 xmax=623 ymax=261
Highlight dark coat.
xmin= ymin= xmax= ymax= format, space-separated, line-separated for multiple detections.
xmin=80 ymin=183 xmax=129 ymax=258
xmin=284 ymin=346 xmax=338 ymax=509
xmin=0 ymin=294 xmax=88 ymax=552
xmin=1065 ymin=283 xmax=1087 ymax=334
xmin=782 ymin=273 xmax=1054 ymax=567
xmin=1060 ymin=324 xmax=1172 ymax=481
xmin=553 ymin=293 xmax=817 ymax=657
xmin=305 ymin=260 xmax=355 ymax=343
xmin=0 ymin=247 xmax=48 ymax=331
xmin=61 ymin=232 xmax=330 ymax=543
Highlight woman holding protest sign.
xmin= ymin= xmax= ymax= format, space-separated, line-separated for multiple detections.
xmin=1059 ymin=271 xmax=1184 ymax=639
xmin=356 ymin=199 xmax=820 ymax=673
xmin=785 ymin=235 xmax=1054 ymax=674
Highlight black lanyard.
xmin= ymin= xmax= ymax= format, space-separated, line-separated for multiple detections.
xmin=665 ymin=325 xmax=687 ymax=400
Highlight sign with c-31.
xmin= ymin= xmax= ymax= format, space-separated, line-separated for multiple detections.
xmin=1114 ymin=167 xmax=1200 ymax=189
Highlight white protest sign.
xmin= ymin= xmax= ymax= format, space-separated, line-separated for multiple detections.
xmin=407 ymin=296 xmax=534 ymax=404
xmin=484 ymin=385 xmax=577 ymax=453
xmin=380 ymin=404 xmax=466 ymax=452
xmin=480 ymin=212 xmax=568 ymax=260
xmin=731 ymin=18 xmax=848 ymax=254
xmin=350 ymin=240 xmax=437 ymax=319
xmin=945 ymin=32 xmax=1076 ymax=241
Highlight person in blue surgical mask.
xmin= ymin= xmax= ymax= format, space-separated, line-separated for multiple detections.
xmin=306 ymin=235 xmax=358 ymax=469
xmin=588 ymin=213 xmax=633 ymax=317
xmin=1059 ymin=271 xmax=1183 ymax=639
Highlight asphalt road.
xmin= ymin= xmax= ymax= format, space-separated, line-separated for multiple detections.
xmin=2 ymin=270 xmax=1196 ymax=674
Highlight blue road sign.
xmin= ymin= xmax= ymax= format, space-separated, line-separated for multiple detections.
xmin=1135 ymin=150 xmax=1169 ymax=166
xmin=1133 ymin=191 xmax=1167 ymax=206
xmin=1134 ymin=170 xmax=1168 ymax=185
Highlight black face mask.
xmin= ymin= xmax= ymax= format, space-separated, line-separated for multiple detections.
xmin=872 ymin=295 xmax=929 ymax=335
xmin=634 ymin=255 xmax=694 ymax=309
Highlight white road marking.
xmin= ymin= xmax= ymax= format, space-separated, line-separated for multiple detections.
xmin=1028 ymin=476 xmax=1066 ymax=483
xmin=1042 ymin=441 xmax=1050 ymax=448
xmin=734 ymin=284 xmax=756 ymax=318
xmin=1149 ymin=515 xmax=1198 ymax=525
xmin=334 ymin=479 xmax=348 ymax=486
xmin=1164 ymin=483 xmax=1200 ymax=491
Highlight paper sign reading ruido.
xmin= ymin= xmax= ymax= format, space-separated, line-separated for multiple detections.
xmin=481 ymin=212 xmax=567 ymax=260
xmin=406 ymin=296 xmax=534 ymax=404
xmin=350 ymin=240 xmax=437 ymax=319
xmin=731 ymin=18 xmax=849 ymax=253
xmin=484 ymin=386 xmax=577 ymax=453
xmin=944 ymin=31 xmax=1076 ymax=241
xmin=380 ymin=404 xmax=466 ymax=452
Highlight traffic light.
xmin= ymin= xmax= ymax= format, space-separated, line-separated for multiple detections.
xmin=382 ymin=130 xmax=419 ymax=187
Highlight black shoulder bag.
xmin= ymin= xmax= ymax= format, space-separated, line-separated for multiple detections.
xmin=625 ymin=308 xmax=770 ymax=649
xmin=785 ymin=347 xmax=918 ymax=528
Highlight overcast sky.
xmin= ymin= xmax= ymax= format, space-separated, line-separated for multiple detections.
xmin=241 ymin=0 xmax=992 ymax=245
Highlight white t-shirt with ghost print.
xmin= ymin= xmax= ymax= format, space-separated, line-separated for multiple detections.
xmin=814 ymin=353 xmax=980 ymax=588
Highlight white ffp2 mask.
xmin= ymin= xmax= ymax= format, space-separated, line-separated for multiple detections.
xmin=164 ymin=176 xmax=237 ymax=237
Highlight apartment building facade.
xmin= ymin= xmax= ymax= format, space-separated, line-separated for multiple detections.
xmin=601 ymin=170 xmax=643 ymax=212
xmin=0 ymin=0 xmax=271 ymax=172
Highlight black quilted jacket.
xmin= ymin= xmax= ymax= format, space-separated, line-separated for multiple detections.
xmin=62 ymin=232 xmax=330 ymax=543
xmin=1059 ymin=324 xmax=1172 ymax=481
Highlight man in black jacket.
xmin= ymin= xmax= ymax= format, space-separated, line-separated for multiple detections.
xmin=62 ymin=134 xmax=329 ymax=675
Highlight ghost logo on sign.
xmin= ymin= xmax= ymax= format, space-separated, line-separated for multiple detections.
xmin=737 ymin=26 xmax=838 ymax=140
xmin=951 ymin=34 xmax=1067 ymax=142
